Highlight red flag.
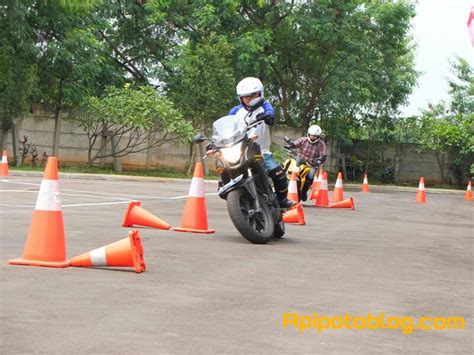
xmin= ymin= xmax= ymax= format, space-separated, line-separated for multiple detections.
xmin=468 ymin=6 xmax=474 ymax=47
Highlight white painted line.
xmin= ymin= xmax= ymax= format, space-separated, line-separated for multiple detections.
xmin=0 ymin=203 xmax=33 ymax=208
xmin=61 ymin=193 xmax=130 ymax=201
xmin=62 ymin=201 xmax=132 ymax=207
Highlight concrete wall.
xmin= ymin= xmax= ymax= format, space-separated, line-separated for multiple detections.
xmin=2 ymin=110 xmax=448 ymax=183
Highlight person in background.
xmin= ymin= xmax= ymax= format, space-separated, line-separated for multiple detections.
xmin=284 ymin=124 xmax=327 ymax=201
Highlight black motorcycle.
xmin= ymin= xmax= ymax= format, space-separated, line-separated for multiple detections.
xmin=193 ymin=98 xmax=285 ymax=244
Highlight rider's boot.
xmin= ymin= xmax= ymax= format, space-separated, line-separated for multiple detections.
xmin=269 ymin=167 xmax=297 ymax=209
xmin=301 ymin=179 xmax=313 ymax=201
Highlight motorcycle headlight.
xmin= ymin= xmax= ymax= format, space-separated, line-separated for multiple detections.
xmin=221 ymin=142 xmax=243 ymax=164
xmin=292 ymin=165 xmax=301 ymax=174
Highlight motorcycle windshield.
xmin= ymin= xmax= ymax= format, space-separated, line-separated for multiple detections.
xmin=212 ymin=116 xmax=246 ymax=147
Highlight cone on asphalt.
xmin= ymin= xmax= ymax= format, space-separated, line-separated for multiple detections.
xmin=287 ymin=172 xmax=299 ymax=202
xmin=416 ymin=177 xmax=427 ymax=203
xmin=330 ymin=197 xmax=355 ymax=209
xmin=0 ymin=150 xmax=9 ymax=176
xmin=309 ymin=168 xmax=323 ymax=201
xmin=9 ymin=157 xmax=70 ymax=267
xmin=283 ymin=204 xmax=305 ymax=225
xmin=464 ymin=181 xmax=473 ymax=201
xmin=122 ymin=200 xmax=170 ymax=230
xmin=174 ymin=162 xmax=215 ymax=233
xmin=314 ymin=172 xmax=329 ymax=207
xmin=361 ymin=173 xmax=369 ymax=192
xmin=332 ymin=172 xmax=345 ymax=202
xmin=70 ymin=230 xmax=146 ymax=273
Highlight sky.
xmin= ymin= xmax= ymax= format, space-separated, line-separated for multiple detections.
xmin=401 ymin=0 xmax=474 ymax=116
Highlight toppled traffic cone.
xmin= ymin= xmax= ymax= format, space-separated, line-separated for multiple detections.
xmin=283 ymin=204 xmax=305 ymax=225
xmin=332 ymin=172 xmax=345 ymax=202
xmin=9 ymin=157 xmax=70 ymax=267
xmin=0 ymin=150 xmax=9 ymax=176
xmin=70 ymin=230 xmax=145 ymax=273
xmin=330 ymin=197 xmax=355 ymax=209
xmin=464 ymin=181 xmax=473 ymax=201
xmin=314 ymin=172 xmax=329 ymax=207
xmin=174 ymin=162 xmax=215 ymax=233
xmin=361 ymin=173 xmax=369 ymax=192
xmin=416 ymin=177 xmax=427 ymax=203
xmin=287 ymin=172 xmax=299 ymax=203
xmin=309 ymin=168 xmax=323 ymax=201
xmin=122 ymin=200 xmax=170 ymax=230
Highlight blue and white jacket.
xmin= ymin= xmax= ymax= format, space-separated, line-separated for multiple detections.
xmin=228 ymin=101 xmax=275 ymax=154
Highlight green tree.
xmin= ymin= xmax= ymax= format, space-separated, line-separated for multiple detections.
xmin=418 ymin=58 xmax=474 ymax=184
xmin=167 ymin=33 xmax=235 ymax=169
xmin=76 ymin=85 xmax=193 ymax=169
xmin=0 ymin=0 xmax=38 ymax=159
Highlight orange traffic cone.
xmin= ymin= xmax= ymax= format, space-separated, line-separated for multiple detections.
xmin=330 ymin=197 xmax=355 ymax=209
xmin=309 ymin=168 xmax=323 ymax=201
xmin=287 ymin=172 xmax=299 ymax=202
xmin=0 ymin=150 xmax=9 ymax=176
xmin=9 ymin=157 xmax=70 ymax=267
xmin=283 ymin=204 xmax=305 ymax=225
xmin=464 ymin=181 xmax=473 ymax=201
xmin=415 ymin=177 xmax=427 ymax=203
xmin=361 ymin=173 xmax=369 ymax=192
xmin=332 ymin=172 xmax=345 ymax=202
xmin=314 ymin=172 xmax=329 ymax=207
xmin=70 ymin=230 xmax=146 ymax=273
xmin=122 ymin=200 xmax=170 ymax=230
xmin=174 ymin=162 xmax=215 ymax=234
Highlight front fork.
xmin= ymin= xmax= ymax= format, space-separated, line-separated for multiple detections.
xmin=247 ymin=168 xmax=262 ymax=211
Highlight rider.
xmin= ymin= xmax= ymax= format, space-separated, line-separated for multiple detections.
xmin=228 ymin=77 xmax=296 ymax=209
xmin=284 ymin=125 xmax=327 ymax=201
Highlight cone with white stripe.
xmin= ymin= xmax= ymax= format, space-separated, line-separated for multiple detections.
xmin=464 ymin=181 xmax=472 ymax=201
xmin=174 ymin=162 xmax=215 ymax=233
xmin=361 ymin=173 xmax=369 ymax=192
xmin=314 ymin=172 xmax=329 ymax=207
xmin=287 ymin=172 xmax=299 ymax=202
xmin=309 ymin=168 xmax=323 ymax=201
xmin=9 ymin=157 xmax=70 ymax=267
xmin=332 ymin=172 xmax=345 ymax=202
xmin=122 ymin=200 xmax=170 ymax=230
xmin=0 ymin=150 xmax=9 ymax=176
xmin=70 ymin=230 xmax=145 ymax=273
xmin=415 ymin=177 xmax=427 ymax=203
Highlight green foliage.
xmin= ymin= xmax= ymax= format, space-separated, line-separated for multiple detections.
xmin=0 ymin=0 xmax=38 ymax=127
xmin=418 ymin=58 xmax=474 ymax=183
xmin=167 ymin=33 xmax=235 ymax=128
xmin=76 ymin=84 xmax=193 ymax=165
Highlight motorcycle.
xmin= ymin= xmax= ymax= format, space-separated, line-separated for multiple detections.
xmin=193 ymin=98 xmax=285 ymax=244
xmin=282 ymin=136 xmax=314 ymax=202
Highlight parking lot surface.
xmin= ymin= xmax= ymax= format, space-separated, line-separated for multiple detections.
xmin=0 ymin=174 xmax=472 ymax=353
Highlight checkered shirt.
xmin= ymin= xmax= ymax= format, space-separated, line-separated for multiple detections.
xmin=293 ymin=137 xmax=327 ymax=164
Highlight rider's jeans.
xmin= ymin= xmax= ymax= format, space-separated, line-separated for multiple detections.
xmin=262 ymin=153 xmax=279 ymax=172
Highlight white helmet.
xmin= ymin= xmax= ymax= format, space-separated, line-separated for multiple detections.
xmin=236 ymin=77 xmax=264 ymax=100
xmin=307 ymin=125 xmax=322 ymax=143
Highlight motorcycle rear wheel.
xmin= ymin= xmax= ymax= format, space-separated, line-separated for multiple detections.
xmin=227 ymin=188 xmax=274 ymax=244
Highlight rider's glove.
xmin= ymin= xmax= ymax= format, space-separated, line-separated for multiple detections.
xmin=284 ymin=143 xmax=294 ymax=150
xmin=256 ymin=112 xmax=275 ymax=125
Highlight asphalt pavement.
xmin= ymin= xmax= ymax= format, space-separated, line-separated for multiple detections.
xmin=0 ymin=173 xmax=472 ymax=353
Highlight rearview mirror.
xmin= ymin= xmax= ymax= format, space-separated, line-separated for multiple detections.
xmin=284 ymin=136 xmax=291 ymax=143
xmin=193 ymin=133 xmax=206 ymax=143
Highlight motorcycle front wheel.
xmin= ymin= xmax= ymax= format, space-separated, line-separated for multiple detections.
xmin=227 ymin=188 xmax=274 ymax=244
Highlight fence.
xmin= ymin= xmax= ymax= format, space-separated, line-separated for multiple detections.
xmin=1 ymin=108 xmax=448 ymax=183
